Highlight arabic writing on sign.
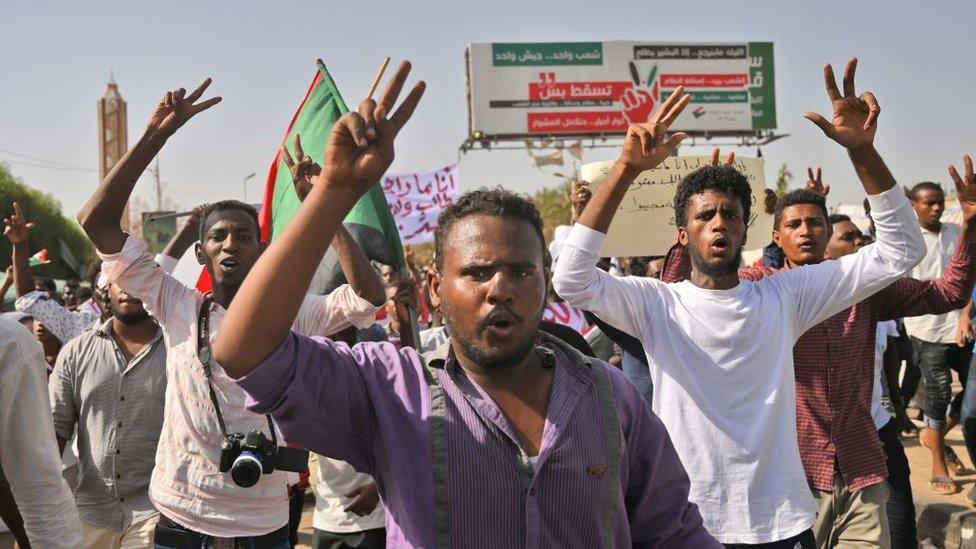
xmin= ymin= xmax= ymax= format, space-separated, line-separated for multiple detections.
xmin=381 ymin=163 xmax=461 ymax=245
xmin=581 ymin=156 xmax=771 ymax=256
xmin=491 ymin=43 xmax=603 ymax=66
xmin=632 ymin=44 xmax=748 ymax=60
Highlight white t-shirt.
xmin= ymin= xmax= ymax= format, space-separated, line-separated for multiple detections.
xmin=99 ymin=236 xmax=380 ymax=538
xmin=552 ymin=186 xmax=924 ymax=543
xmin=312 ymin=456 xmax=385 ymax=533
xmin=903 ymin=222 xmax=961 ymax=343
xmin=872 ymin=321 xmax=900 ymax=428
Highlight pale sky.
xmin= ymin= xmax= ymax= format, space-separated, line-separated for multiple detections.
xmin=2 ymin=1 xmax=974 ymax=219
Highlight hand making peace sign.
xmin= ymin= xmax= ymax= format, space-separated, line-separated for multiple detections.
xmin=281 ymin=134 xmax=321 ymax=201
xmin=322 ymin=60 xmax=426 ymax=196
xmin=617 ymin=85 xmax=692 ymax=174
xmin=146 ymin=78 xmax=222 ymax=139
xmin=804 ymin=58 xmax=880 ymax=151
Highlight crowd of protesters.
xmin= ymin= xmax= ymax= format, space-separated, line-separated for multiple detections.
xmin=1 ymin=55 xmax=975 ymax=549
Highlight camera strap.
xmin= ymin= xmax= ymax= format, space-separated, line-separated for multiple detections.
xmin=197 ymin=295 xmax=277 ymax=446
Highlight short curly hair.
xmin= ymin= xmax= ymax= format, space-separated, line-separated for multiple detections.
xmin=774 ymin=189 xmax=828 ymax=229
xmin=199 ymin=200 xmax=260 ymax=242
xmin=673 ymin=166 xmax=752 ymax=228
xmin=434 ymin=187 xmax=546 ymax=270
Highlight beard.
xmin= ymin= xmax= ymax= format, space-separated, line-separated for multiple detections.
xmin=688 ymin=243 xmax=742 ymax=278
xmin=446 ymin=303 xmax=543 ymax=371
xmin=113 ymin=308 xmax=150 ymax=325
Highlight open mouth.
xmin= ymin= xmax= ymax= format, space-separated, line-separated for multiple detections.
xmin=483 ymin=310 xmax=518 ymax=337
xmin=219 ymin=257 xmax=241 ymax=273
xmin=797 ymin=241 xmax=815 ymax=251
xmin=709 ymin=237 xmax=729 ymax=255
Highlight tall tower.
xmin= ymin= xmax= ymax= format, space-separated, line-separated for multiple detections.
xmin=98 ymin=76 xmax=129 ymax=229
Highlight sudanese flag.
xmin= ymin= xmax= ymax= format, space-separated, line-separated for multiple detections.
xmin=259 ymin=60 xmax=405 ymax=295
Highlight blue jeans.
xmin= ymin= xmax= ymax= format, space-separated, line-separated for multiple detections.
xmin=154 ymin=516 xmax=291 ymax=549
xmin=622 ymin=351 xmax=653 ymax=407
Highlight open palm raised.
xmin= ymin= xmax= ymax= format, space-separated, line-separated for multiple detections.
xmin=322 ymin=60 xmax=426 ymax=195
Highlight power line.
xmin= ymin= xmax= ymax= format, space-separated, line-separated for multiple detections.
xmin=0 ymin=148 xmax=98 ymax=172
xmin=0 ymin=158 xmax=98 ymax=173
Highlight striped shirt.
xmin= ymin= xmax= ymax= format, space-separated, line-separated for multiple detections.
xmin=49 ymin=318 xmax=166 ymax=530
xmin=237 ymin=333 xmax=718 ymax=548
xmin=98 ymin=235 xmax=382 ymax=538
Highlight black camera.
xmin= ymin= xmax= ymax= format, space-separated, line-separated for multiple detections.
xmin=219 ymin=431 xmax=309 ymax=488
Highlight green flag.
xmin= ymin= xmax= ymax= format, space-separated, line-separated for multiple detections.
xmin=259 ymin=60 xmax=405 ymax=294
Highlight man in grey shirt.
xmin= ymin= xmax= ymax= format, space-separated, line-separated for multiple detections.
xmin=49 ymin=281 xmax=166 ymax=547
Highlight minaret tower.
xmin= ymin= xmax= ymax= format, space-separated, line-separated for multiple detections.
xmin=98 ymin=74 xmax=129 ymax=229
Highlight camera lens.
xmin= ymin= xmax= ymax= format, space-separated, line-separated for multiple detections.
xmin=230 ymin=451 xmax=263 ymax=488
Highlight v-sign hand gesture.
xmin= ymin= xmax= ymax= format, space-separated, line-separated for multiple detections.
xmin=146 ymin=78 xmax=222 ymax=139
xmin=804 ymin=58 xmax=880 ymax=151
xmin=281 ymin=134 xmax=321 ymax=201
xmin=617 ymin=85 xmax=691 ymax=174
xmin=949 ymin=155 xmax=976 ymax=224
xmin=322 ymin=60 xmax=426 ymax=196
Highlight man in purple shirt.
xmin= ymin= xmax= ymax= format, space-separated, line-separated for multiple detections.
xmin=213 ymin=60 xmax=717 ymax=548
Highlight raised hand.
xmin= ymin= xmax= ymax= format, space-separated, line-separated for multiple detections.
xmin=806 ymin=167 xmax=830 ymax=197
xmin=146 ymin=78 xmax=222 ymax=139
xmin=949 ymin=155 xmax=976 ymax=223
xmin=617 ymin=85 xmax=691 ymax=174
xmin=804 ymin=58 xmax=880 ymax=151
xmin=570 ymin=180 xmax=592 ymax=221
xmin=3 ymin=203 xmax=34 ymax=245
xmin=322 ymin=60 xmax=426 ymax=196
xmin=709 ymin=147 xmax=735 ymax=167
xmin=281 ymin=134 xmax=321 ymax=201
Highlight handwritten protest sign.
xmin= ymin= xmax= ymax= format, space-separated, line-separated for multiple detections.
xmin=381 ymin=163 xmax=461 ymax=245
xmin=581 ymin=156 xmax=772 ymax=257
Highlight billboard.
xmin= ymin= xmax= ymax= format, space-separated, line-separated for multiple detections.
xmin=467 ymin=41 xmax=775 ymax=139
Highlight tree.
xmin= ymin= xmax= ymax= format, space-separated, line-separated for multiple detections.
xmin=533 ymin=179 xmax=572 ymax=243
xmin=0 ymin=163 xmax=95 ymax=279
xmin=775 ymin=163 xmax=793 ymax=199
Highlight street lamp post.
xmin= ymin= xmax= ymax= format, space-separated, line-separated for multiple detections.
xmin=242 ymin=172 xmax=257 ymax=202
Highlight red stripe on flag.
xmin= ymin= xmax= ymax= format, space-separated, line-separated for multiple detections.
xmin=258 ymin=70 xmax=325 ymax=243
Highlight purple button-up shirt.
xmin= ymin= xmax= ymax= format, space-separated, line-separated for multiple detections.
xmin=237 ymin=332 xmax=716 ymax=548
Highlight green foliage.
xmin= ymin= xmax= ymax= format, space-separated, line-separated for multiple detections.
xmin=533 ymin=179 xmax=572 ymax=243
xmin=0 ymin=163 xmax=95 ymax=279
xmin=775 ymin=163 xmax=793 ymax=199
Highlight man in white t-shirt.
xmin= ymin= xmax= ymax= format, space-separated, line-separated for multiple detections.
xmin=311 ymin=455 xmax=386 ymax=549
xmin=553 ymin=59 xmax=925 ymax=545
xmin=904 ymin=180 xmax=973 ymax=492
xmin=77 ymin=78 xmax=386 ymax=545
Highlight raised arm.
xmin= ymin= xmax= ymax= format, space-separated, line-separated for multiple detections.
xmin=879 ymin=156 xmax=976 ymax=320
xmin=782 ymin=58 xmax=924 ymax=331
xmin=159 ymin=204 xmax=206 ymax=261
xmin=77 ymin=79 xmax=220 ymax=254
xmin=4 ymin=202 xmax=36 ymax=297
xmin=574 ymin=87 xmax=689 ymax=233
xmin=281 ymin=136 xmax=385 ymax=307
xmin=213 ymin=60 xmax=425 ymax=378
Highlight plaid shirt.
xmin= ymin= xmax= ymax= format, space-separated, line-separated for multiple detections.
xmin=661 ymin=237 xmax=976 ymax=490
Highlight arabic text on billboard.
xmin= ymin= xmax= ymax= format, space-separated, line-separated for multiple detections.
xmin=467 ymin=41 xmax=775 ymax=137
